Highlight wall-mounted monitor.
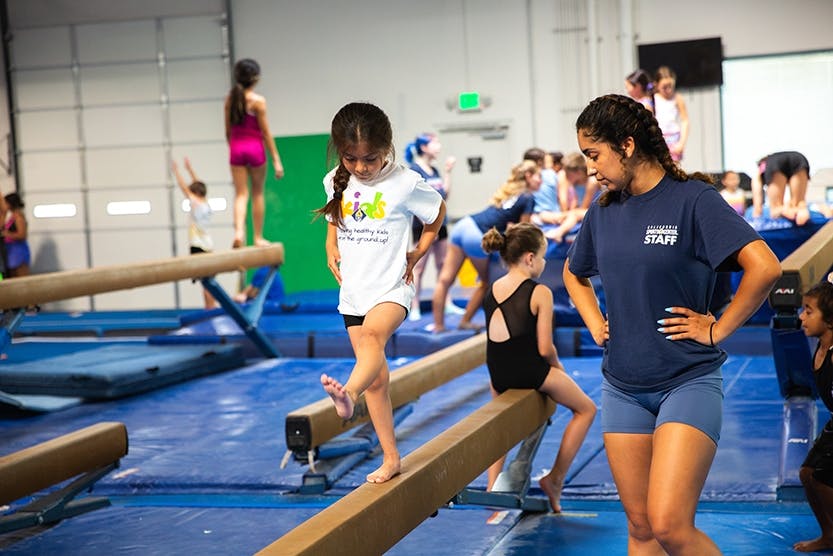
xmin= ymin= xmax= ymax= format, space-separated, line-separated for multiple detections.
xmin=638 ymin=37 xmax=723 ymax=88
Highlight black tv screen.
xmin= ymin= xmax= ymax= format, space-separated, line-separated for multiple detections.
xmin=637 ymin=37 xmax=723 ymax=88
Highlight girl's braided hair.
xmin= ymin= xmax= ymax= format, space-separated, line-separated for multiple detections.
xmin=314 ymin=102 xmax=394 ymax=229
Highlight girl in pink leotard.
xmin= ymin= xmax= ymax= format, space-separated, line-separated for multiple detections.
xmin=224 ymin=58 xmax=284 ymax=248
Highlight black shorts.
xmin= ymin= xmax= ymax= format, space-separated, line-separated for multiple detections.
xmin=412 ymin=223 xmax=448 ymax=242
xmin=764 ymin=151 xmax=810 ymax=183
xmin=803 ymin=420 xmax=833 ymax=488
xmin=342 ymin=314 xmax=366 ymax=328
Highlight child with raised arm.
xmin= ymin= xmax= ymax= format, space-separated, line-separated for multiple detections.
xmin=481 ymin=223 xmax=596 ymax=512
xmin=225 ymin=58 xmax=284 ymax=248
xmin=794 ymin=277 xmax=833 ymax=553
xmin=315 ymin=102 xmax=446 ymax=484
xmin=172 ymin=157 xmax=215 ymax=309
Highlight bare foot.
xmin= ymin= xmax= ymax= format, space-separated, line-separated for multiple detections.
xmin=254 ymin=237 xmax=271 ymax=247
xmin=796 ymin=206 xmax=811 ymax=226
xmin=539 ymin=475 xmax=564 ymax=513
xmin=457 ymin=321 xmax=484 ymax=332
xmin=231 ymin=237 xmax=244 ymax=249
xmin=366 ymin=456 xmax=401 ymax=484
xmin=320 ymin=374 xmax=355 ymax=419
xmin=794 ymin=536 xmax=833 ymax=552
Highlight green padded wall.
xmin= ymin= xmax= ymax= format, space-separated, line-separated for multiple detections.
xmin=252 ymin=134 xmax=337 ymax=293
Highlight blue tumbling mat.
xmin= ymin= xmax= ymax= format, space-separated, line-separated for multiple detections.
xmin=0 ymin=343 xmax=245 ymax=399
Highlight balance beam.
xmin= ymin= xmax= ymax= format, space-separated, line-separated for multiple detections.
xmin=260 ymin=388 xmax=554 ymax=555
xmin=0 ymin=244 xmax=284 ymax=310
xmin=0 ymin=422 xmax=128 ymax=506
xmin=285 ymin=333 xmax=486 ymax=455
xmin=770 ymin=220 xmax=833 ymax=310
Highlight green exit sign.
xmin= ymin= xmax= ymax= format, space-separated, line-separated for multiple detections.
xmin=458 ymin=91 xmax=481 ymax=111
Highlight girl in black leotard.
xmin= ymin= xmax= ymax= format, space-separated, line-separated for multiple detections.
xmin=795 ymin=278 xmax=833 ymax=553
xmin=481 ymin=223 xmax=596 ymax=512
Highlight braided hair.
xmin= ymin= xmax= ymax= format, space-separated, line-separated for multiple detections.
xmin=575 ymin=94 xmax=712 ymax=207
xmin=229 ymin=59 xmax=261 ymax=126
xmin=314 ymin=102 xmax=394 ymax=229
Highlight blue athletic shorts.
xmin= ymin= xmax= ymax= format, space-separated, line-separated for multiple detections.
xmin=601 ymin=368 xmax=724 ymax=444
xmin=449 ymin=216 xmax=489 ymax=259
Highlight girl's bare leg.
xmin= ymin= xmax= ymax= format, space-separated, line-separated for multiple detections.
xmin=604 ymin=432 xmax=665 ymax=555
xmin=321 ymin=303 xmax=405 ymax=483
xmin=457 ymin=256 xmax=489 ymax=330
xmin=410 ymin=243 xmax=430 ymax=317
xmin=432 ymin=244 xmax=466 ymax=333
xmin=249 ymin=164 xmax=269 ymax=245
xmin=646 ymin=423 xmax=720 ymax=555
xmin=794 ymin=466 xmax=833 ymax=552
xmin=766 ymin=172 xmax=788 ymax=220
xmin=789 ymin=170 xmax=810 ymax=226
xmin=231 ymin=165 xmax=250 ymax=247
xmin=537 ymin=368 xmax=596 ymax=512
xmin=362 ymin=358 xmax=400 ymax=483
xmin=486 ymin=384 xmax=506 ymax=490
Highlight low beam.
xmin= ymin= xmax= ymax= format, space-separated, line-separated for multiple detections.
xmin=285 ymin=333 xmax=486 ymax=454
xmin=770 ymin=220 xmax=833 ymax=310
xmin=0 ymin=244 xmax=283 ymax=310
xmin=0 ymin=422 xmax=128 ymax=505
xmin=260 ymin=388 xmax=554 ymax=555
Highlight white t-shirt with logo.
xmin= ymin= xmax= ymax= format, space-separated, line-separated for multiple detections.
xmin=324 ymin=162 xmax=443 ymax=316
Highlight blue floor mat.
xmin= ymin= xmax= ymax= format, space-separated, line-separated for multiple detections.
xmin=13 ymin=309 xmax=187 ymax=337
xmin=0 ymin=347 xmax=822 ymax=554
xmin=0 ymin=343 xmax=245 ymax=399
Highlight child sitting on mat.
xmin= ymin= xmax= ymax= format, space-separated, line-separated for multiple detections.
xmin=794 ymin=276 xmax=833 ymax=553
xmin=481 ymin=223 xmax=596 ymax=512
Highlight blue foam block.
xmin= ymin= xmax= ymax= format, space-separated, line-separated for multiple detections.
xmin=0 ymin=344 xmax=245 ymax=398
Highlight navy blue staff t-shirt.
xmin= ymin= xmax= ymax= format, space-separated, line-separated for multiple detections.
xmin=567 ymin=175 xmax=762 ymax=391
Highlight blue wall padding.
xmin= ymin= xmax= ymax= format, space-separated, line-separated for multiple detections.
xmin=778 ymin=396 xmax=817 ymax=490
xmin=771 ymin=327 xmax=815 ymax=398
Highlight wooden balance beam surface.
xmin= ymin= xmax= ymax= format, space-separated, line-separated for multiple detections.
xmin=285 ymin=333 xmax=486 ymax=454
xmin=770 ymin=220 xmax=833 ymax=309
xmin=261 ymin=388 xmax=554 ymax=555
xmin=0 ymin=422 xmax=128 ymax=506
xmin=781 ymin=220 xmax=833 ymax=287
xmin=0 ymin=244 xmax=284 ymax=310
